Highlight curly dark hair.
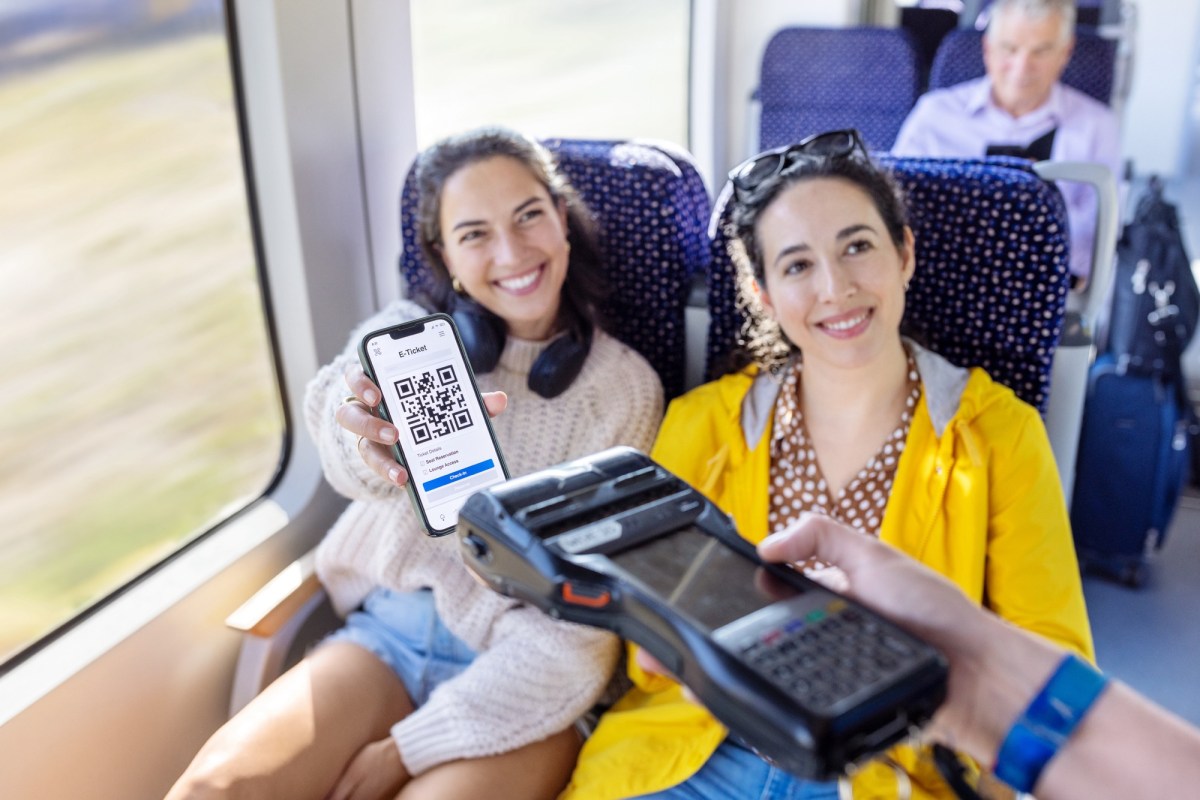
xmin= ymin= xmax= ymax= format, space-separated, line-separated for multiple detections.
xmin=722 ymin=152 xmax=912 ymax=374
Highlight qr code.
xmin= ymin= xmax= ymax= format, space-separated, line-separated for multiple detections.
xmin=394 ymin=363 xmax=474 ymax=444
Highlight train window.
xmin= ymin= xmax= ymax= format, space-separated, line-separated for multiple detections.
xmin=410 ymin=0 xmax=690 ymax=147
xmin=0 ymin=2 xmax=284 ymax=664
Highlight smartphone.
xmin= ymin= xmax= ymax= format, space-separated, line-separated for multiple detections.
xmin=456 ymin=447 xmax=948 ymax=779
xmin=358 ymin=313 xmax=510 ymax=536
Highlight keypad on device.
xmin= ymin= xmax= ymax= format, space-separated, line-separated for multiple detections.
xmin=739 ymin=600 xmax=919 ymax=712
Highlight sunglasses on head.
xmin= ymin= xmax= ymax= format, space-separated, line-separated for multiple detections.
xmin=728 ymin=129 xmax=868 ymax=199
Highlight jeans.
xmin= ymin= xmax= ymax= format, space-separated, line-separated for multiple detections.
xmin=632 ymin=738 xmax=841 ymax=800
xmin=326 ymin=587 xmax=475 ymax=706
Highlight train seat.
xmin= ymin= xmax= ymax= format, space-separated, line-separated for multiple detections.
xmin=899 ymin=6 xmax=960 ymax=89
xmin=928 ymin=27 xmax=1118 ymax=106
xmin=225 ymin=138 xmax=712 ymax=714
xmin=753 ymin=26 xmax=923 ymax=154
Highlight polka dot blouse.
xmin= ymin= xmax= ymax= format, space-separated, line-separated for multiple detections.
xmin=768 ymin=353 xmax=922 ymax=537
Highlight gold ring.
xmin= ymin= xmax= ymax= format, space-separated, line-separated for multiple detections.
xmin=356 ymin=435 xmax=367 ymax=451
xmin=342 ymin=394 xmax=365 ymax=407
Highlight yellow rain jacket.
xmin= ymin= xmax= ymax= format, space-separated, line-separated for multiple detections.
xmin=563 ymin=344 xmax=1094 ymax=800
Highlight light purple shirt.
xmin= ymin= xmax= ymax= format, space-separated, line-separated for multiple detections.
xmin=893 ymin=76 xmax=1122 ymax=279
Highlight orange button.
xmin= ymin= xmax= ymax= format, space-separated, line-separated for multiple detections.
xmin=562 ymin=582 xmax=611 ymax=608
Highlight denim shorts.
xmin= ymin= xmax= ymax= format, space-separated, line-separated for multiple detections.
xmin=325 ymin=587 xmax=476 ymax=706
xmin=632 ymin=738 xmax=841 ymax=800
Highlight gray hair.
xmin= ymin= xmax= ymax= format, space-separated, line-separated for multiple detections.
xmin=986 ymin=0 xmax=1076 ymax=45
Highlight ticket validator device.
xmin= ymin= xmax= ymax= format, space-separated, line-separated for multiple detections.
xmin=456 ymin=447 xmax=948 ymax=780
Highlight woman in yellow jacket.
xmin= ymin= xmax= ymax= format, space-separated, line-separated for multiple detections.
xmin=561 ymin=130 xmax=1093 ymax=800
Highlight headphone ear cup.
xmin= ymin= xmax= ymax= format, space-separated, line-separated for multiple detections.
xmin=527 ymin=327 xmax=592 ymax=399
xmin=453 ymin=303 xmax=506 ymax=374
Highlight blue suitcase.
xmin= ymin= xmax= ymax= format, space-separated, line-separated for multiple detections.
xmin=1070 ymin=354 xmax=1191 ymax=587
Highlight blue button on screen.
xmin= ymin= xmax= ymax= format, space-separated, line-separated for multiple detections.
xmin=422 ymin=459 xmax=495 ymax=492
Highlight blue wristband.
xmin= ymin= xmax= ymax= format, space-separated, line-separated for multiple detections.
xmin=993 ymin=653 xmax=1109 ymax=793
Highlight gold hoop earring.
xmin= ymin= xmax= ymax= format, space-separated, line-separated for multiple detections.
xmin=451 ymin=276 xmax=463 ymax=294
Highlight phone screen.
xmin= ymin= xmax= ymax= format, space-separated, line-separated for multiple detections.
xmin=362 ymin=315 xmax=507 ymax=534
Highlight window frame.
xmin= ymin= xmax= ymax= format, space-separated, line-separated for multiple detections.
xmin=0 ymin=0 xmax=410 ymax=732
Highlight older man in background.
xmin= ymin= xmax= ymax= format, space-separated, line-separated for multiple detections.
xmin=893 ymin=0 xmax=1121 ymax=287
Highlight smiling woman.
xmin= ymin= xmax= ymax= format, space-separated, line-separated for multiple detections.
xmin=165 ymin=126 xmax=664 ymax=800
xmin=434 ymin=157 xmax=571 ymax=341
xmin=562 ymin=138 xmax=1093 ymax=800
xmin=412 ymin=128 xmax=613 ymax=400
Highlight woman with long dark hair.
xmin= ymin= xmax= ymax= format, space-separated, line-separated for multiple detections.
xmin=564 ymin=130 xmax=1091 ymax=800
xmin=167 ymin=127 xmax=663 ymax=800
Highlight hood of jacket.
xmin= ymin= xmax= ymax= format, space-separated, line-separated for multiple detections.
xmin=739 ymin=339 xmax=972 ymax=449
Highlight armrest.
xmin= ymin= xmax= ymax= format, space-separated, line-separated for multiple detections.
xmin=225 ymin=550 xmax=322 ymax=637
xmin=225 ymin=550 xmax=337 ymax=716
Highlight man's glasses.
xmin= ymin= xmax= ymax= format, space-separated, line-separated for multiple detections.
xmin=728 ymin=129 xmax=867 ymax=199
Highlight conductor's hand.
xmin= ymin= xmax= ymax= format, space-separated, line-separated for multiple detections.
xmin=337 ymin=366 xmax=508 ymax=486
xmin=756 ymin=513 xmax=1003 ymax=759
xmin=757 ymin=513 xmax=978 ymax=651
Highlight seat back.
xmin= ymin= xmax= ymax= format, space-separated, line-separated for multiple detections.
xmin=399 ymin=138 xmax=711 ymax=400
xmin=928 ymin=27 xmax=1117 ymax=105
xmin=899 ymin=6 xmax=961 ymax=88
xmin=757 ymin=26 xmax=922 ymax=152
xmin=705 ymin=155 xmax=1071 ymax=413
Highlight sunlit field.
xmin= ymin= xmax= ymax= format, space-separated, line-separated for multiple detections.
xmin=0 ymin=31 xmax=283 ymax=661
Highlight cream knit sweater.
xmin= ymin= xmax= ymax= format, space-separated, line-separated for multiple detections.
xmin=305 ymin=300 xmax=663 ymax=776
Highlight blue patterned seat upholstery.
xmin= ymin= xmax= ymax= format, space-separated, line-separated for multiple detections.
xmin=705 ymin=155 xmax=1071 ymax=412
xmin=929 ymin=28 xmax=1117 ymax=105
xmin=399 ymin=138 xmax=711 ymax=400
xmin=758 ymin=27 xmax=922 ymax=152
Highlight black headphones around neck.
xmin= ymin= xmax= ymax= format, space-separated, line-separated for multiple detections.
xmin=452 ymin=298 xmax=592 ymax=399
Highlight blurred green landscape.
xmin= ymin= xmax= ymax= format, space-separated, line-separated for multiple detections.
xmin=0 ymin=31 xmax=283 ymax=661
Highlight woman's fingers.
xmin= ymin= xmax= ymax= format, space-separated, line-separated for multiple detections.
xmin=343 ymin=366 xmax=382 ymax=408
xmin=340 ymin=367 xmax=404 ymax=485
xmin=482 ymin=390 xmax=508 ymax=418
xmin=335 ymin=397 xmax=399 ymax=445
xmin=338 ymin=367 xmax=396 ymax=441
xmin=337 ymin=374 xmax=503 ymax=486
xmin=358 ymin=437 xmax=409 ymax=486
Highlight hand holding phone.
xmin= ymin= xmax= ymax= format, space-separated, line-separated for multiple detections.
xmin=358 ymin=313 xmax=510 ymax=535
xmin=339 ymin=373 xmax=508 ymax=488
